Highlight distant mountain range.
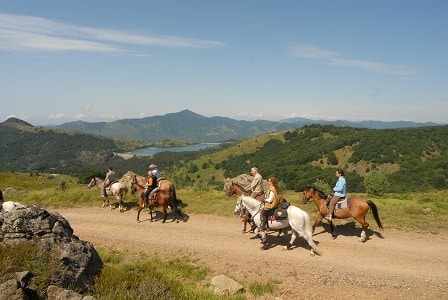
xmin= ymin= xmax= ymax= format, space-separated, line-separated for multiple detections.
xmin=54 ymin=109 xmax=442 ymax=143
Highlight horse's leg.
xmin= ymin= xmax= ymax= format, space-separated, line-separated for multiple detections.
xmin=313 ymin=214 xmax=323 ymax=233
xmin=118 ymin=194 xmax=124 ymax=212
xmin=285 ymin=231 xmax=297 ymax=251
xmin=329 ymin=220 xmax=336 ymax=239
xmin=354 ymin=216 xmax=369 ymax=242
xmin=162 ymin=207 xmax=168 ymax=223
xmin=260 ymin=230 xmax=268 ymax=250
xmin=137 ymin=204 xmax=143 ymax=222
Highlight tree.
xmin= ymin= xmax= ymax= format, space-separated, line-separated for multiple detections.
xmin=364 ymin=171 xmax=389 ymax=196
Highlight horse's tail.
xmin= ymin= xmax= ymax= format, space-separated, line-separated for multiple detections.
xmin=169 ymin=183 xmax=181 ymax=215
xmin=367 ymin=200 xmax=384 ymax=231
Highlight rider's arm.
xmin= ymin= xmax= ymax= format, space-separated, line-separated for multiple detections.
xmin=265 ymin=190 xmax=274 ymax=203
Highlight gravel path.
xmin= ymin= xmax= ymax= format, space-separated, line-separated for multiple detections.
xmin=54 ymin=206 xmax=448 ymax=299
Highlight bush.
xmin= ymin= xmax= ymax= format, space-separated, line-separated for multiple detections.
xmin=364 ymin=171 xmax=389 ymax=196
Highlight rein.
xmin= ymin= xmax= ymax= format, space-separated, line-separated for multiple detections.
xmin=238 ymin=196 xmax=262 ymax=217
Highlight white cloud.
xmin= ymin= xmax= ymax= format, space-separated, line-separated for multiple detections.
xmin=329 ymin=58 xmax=417 ymax=75
xmin=0 ymin=13 xmax=226 ymax=53
xmin=288 ymin=43 xmax=416 ymax=75
xmin=48 ymin=113 xmax=64 ymax=120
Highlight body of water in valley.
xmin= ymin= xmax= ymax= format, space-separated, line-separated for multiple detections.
xmin=119 ymin=143 xmax=220 ymax=157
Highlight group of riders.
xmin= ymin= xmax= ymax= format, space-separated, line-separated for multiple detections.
xmin=100 ymin=163 xmax=346 ymax=229
xmin=244 ymin=166 xmax=346 ymax=232
xmin=101 ymin=164 xmax=162 ymax=206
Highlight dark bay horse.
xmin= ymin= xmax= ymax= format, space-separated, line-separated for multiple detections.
xmin=226 ymin=181 xmax=265 ymax=233
xmin=87 ymin=177 xmax=128 ymax=212
xmin=302 ymin=185 xmax=383 ymax=241
xmin=131 ymin=174 xmax=182 ymax=223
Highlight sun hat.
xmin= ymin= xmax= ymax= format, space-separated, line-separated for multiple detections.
xmin=149 ymin=164 xmax=157 ymax=169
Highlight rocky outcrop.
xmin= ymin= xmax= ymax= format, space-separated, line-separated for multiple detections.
xmin=0 ymin=205 xmax=103 ymax=297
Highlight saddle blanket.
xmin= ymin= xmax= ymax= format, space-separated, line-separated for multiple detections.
xmin=335 ymin=198 xmax=351 ymax=209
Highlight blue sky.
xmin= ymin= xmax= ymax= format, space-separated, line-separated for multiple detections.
xmin=1 ymin=1 xmax=447 ymax=125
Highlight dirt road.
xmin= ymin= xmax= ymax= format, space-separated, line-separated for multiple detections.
xmin=53 ymin=207 xmax=447 ymax=299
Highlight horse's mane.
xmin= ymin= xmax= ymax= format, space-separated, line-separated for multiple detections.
xmin=311 ymin=186 xmax=327 ymax=199
xmin=233 ymin=182 xmax=248 ymax=192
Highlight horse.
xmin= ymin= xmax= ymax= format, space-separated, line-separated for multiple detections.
xmin=130 ymin=174 xmax=182 ymax=223
xmin=234 ymin=196 xmax=320 ymax=255
xmin=302 ymin=185 xmax=383 ymax=242
xmin=87 ymin=177 xmax=128 ymax=212
xmin=226 ymin=181 xmax=286 ymax=236
xmin=226 ymin=181 xmax=264 ymax=233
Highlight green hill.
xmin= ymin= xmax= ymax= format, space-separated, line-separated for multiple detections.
xmin=0 ymin=117 xmax=148 ymax=174
xmin=1 ymin=117 xmax=447 ymax=193
xmin=167 ymin=124 xmax=448 ymax=193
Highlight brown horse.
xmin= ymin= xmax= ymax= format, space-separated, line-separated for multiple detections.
xmin=131 ymin=174 xmax=182 ymax=223
xmin=302 ymin=185 xmax=383 ymax=242
xmin=226 ymin=181 xmax=264 ymax=233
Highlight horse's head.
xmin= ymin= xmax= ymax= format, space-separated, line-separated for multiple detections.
xmin=130 ymin=176 xmax=138 ymax=194
xmin=87 ymin=177 xmax=97 ymax=189
xmin=302 ymin=185 xmax=326 ymax=204
xmin=234 ymin=196 xmax=244 ymax=215
xmin=226 ymin=182 xmax=236 ymax=197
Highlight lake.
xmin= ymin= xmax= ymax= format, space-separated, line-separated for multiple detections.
xmin=118 ymin=143 xmax=220 ymax=157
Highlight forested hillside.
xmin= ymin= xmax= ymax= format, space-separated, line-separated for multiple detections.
xmin=1 ymin=117 xmax=447 ymax=193
xmin=170 ymin=125 xmax=448 ymax=193
xmin=0 ymin=118 xmax=148 ymax=174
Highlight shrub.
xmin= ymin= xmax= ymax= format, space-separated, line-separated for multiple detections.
xmin=364 ymin=171 xmax=389 ymax=196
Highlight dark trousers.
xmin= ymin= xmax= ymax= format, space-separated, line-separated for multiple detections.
xmin=143 ymin=187 xmax=154 ymax=200
xmin=261 ymin=209 xmax=274 ymax=230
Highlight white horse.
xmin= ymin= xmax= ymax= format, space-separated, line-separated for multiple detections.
xmin=1 ymin=201 xmax=26 ymax=212
xmin=234 ymin=196 xmax=320 ymax=255
xmin=87 ymin=177 xmax=128 ymax=212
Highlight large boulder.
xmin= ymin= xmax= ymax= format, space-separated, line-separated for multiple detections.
xmin=0 ymin=205 xmax=103 ymax=292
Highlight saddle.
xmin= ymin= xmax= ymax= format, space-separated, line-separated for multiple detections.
xmin=269 ymin=201 xmax=290 ymax=221
xmin=326 ymin=197 xmax=351 ymax=210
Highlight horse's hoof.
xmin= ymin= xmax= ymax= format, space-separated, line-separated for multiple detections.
xmin=310 ymin=250 xmax=315 ymax=257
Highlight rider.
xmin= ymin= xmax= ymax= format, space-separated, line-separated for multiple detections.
xmin=143 ymin=164 xmax=159 ymax=202
xmin=249 ymin=167 xmax=264 ymax=199
xmin=327 ymin=169 xmax=346 ymax=221
xmin=101 ymin=166 xmax=116 ymax=197
xmin=260 ymin=176 xmax=281 ymax=232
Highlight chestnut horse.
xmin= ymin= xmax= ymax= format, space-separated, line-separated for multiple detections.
xmin=302 ymin=185 xmax=383 ymax=242
xmin=130 ymin=174 xmax=182 ymax=223
xmin=87 ymin=177 xmax=128 ymax=212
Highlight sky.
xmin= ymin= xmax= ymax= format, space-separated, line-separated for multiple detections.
xmin=1 ymin=1 xmax=447 ymax=125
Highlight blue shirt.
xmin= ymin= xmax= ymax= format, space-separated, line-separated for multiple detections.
xmin=333 ymin=176 xmax=346 ymax=197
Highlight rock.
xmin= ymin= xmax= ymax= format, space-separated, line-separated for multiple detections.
xmin=47 ymin=285 xmax=96 ymax=300
xmin=0 ymin=205 xmax=103 ymax=292
xmin=0 ymin=279 xmax=25 ymax=300
xmin=210 ymin=274 xmax=244 ymax=296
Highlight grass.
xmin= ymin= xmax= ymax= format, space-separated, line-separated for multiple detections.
xmin=2 ymin=172 xmax=448 ymax=298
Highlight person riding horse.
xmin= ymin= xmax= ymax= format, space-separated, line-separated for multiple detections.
xmin=249 ymin=167 xmax=264 ymax=199
xmin=143 ymin=164 xmax=160 ymax=204
xmin=260 ymin=177 xmax=282 ymax=234
xmin=101 ymin=166 xmax=116 ymax=198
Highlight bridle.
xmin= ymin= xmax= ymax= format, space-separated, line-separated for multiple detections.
xmin=236 ymin=196 xmax=262 ymax=218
